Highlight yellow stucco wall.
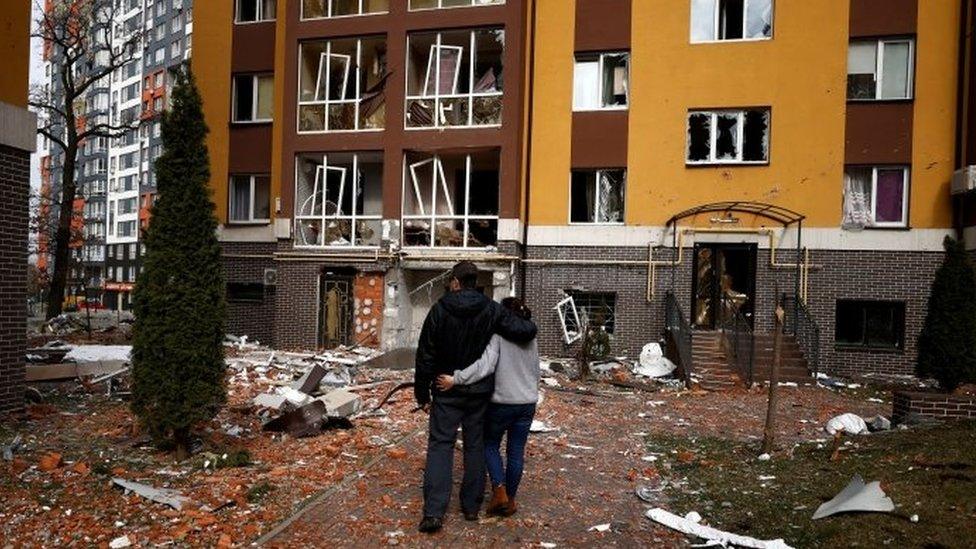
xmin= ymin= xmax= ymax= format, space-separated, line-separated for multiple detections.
xmin=270 ymin=0 xmax=287 ymax=222
xmin=527 ymin=0 xmax=958 ymax=230
xmin=0 ymin=1 xmax=31 ymax=108
xmin=194 ymin=0 xmax=233 ymax=222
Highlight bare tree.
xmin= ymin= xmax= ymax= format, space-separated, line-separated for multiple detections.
xmin=30 ymin=0 xmax=142 ymax=319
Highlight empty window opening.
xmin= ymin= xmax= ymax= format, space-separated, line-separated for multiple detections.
xmin=409 ymin=0 xmax=505 ymax=10
xmin=842 ymin=166 xmax=909 ymax=229
xmin=835 ymin=300 xmax=905 ymax=350
xmin=686 ymin=109 xmax=770 ymax=164
xmin=691 ymin=0 xmax=772 ymax=42
xmin=573 ymin=52 xmax=629 ymax=111
xmin=570 ymin=169 xmax=626 ymax=224
xmin=402 ymin=150 xmax=499 ymax=248
xmin=228 ymin=282 xmax=266 ymax=303
xmin=847 ymin=39 xmax=914 ymax=100
xmin=295 ymin=152 xmax=383 ymax=247
xmin=229 ymin=174 xmax=272 ymax=224
xmin=236 ymin=0 xmax=276 ymax=23
xmin=301 ymin=0 xmax=389 ymax=19
xmin=567 ymin=290 xmax=617 ymax=334
xmin=406 ymin=28 xmax=504 ymax=128
xmin=298 ymin=36 xmax=388 ymax=132
xmin=233 ymin=74 xmax=274 ymax=122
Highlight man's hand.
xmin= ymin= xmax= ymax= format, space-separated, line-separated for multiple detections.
xmin=435 ymin=375 xmax=455 ymax=391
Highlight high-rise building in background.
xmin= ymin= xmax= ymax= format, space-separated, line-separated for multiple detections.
xmin=38 ymin=0 xmax=193 ymax=311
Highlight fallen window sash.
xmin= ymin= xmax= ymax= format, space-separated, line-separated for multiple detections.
xmin=555 ymin=296 xmax=582 ymax=344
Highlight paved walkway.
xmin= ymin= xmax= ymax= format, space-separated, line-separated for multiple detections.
xmin=265 ymin=389 xmax=682 ymax=547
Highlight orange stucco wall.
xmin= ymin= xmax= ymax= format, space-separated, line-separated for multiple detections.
xmin=0 ymin=1 xmax=31 ymax=108
xmin=194 ymin=0 xmax=233 ymax=222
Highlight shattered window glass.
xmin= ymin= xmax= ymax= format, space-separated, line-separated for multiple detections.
xmin=835 ymin=300 xmax=905 ymax=349
xmin=566 ymin=290 xmax=617 ymax=334
xmin=715 ymin=113 xmax=739 ymax=160
xmin=848 ymin=39 xmax=913 ymax=100
xmin=686 ymin=109 xmax=769 ymax=164
xmin=574 ymin=52 xmax=629 ymax=110
xmin=402 ymin=150 xmax=499 ymax=248
xmin=691 ymin=0 xmax=772 ymax=42
xmin=405 ymin=28 xmax=504 ymax=128
xmin=294 ymin=152 xmax=383 ymax=247
xmin=298 ymin=36 xmax=388 ymax=132
xmin=687 ymin=113 xmax=711 ymax=161
xmin=742 ymin=110 xmax=769 ymax=161
xmin=847 ymin=42 xmax=877 ymax=99
xmin=570 ymin=169 xmax=626 ymax=224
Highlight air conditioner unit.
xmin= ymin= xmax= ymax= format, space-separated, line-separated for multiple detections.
xmin=263 ymin=268 xmax=278 ymax=287
xmin=952 ymin=166 xmax=976 ymax=195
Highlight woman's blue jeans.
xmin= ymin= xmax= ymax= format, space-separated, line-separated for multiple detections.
xmin=483 ymin=402 xmax=536 ymax=499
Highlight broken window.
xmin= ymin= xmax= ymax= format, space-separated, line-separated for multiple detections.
xmin=570 ymin=169 xmax=625 ymax=224
xmin=555 ymin=296 xmax=582 ymax=344
xmin=409 ymin=0 xmax=504 ymax=10
xmin=566 ymin=290 xmax=617 ymax=334
xmin=847 ymin=39 xmax=914 ymax=100
xmin=573 ymin=52 xmax=629 ymax=111
xmin=842 ymin=166 xmax=909 ymax=229
xmin=229 ymin=174 xmax=271 ymax=224
xmin=227 ymin=282 xmax=266 ymax=303
xmin=690 ymin=0 xmax=773 ymax=42
xmin=236 ymin=0 xmax=276 ymax=22
xmin=301 ymin=0 xmax=389 ymax=19
xmin=298 ymin=36 xmax=388 ymax=132
xmin=686 ymin=109 xmax=769 ymax=164
xmin=402 ymin=150 xmax=499 ymax=248
xmin=835 ymin=300 xmax=905 ymax=350
xmin=232 ymin=74 xmax=274 ymax=122
xmin=405 ymin=28 xmax=504 ymax=128
xmin=295 ymin=152 xmax=383 ymax=247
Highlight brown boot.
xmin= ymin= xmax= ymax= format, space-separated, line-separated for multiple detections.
xmin=502 ymin=497 xmax=518 ymax=517
xmin=486 ymin=485 xmax=509 ymax=516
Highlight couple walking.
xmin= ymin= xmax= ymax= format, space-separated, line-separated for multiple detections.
xmin=413 ymin=261 xmax=541 ymax=534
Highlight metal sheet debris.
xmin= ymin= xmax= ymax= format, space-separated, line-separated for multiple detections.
xmin=812 ymin=474 xmax=895 ymax=520
xmin=112 ymin=478 xmax=194 ymax=511
xmin=646 ymin=508 xmax=795 ymax=549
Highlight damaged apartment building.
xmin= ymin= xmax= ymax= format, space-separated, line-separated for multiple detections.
xmin=196 ymin=0 xmax=976 ymax=381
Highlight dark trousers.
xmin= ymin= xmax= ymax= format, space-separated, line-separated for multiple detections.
xmin=423 ymin=394 xmax=490 ymax=518
xmin=484 ymin=403 xmax=536 ymax=499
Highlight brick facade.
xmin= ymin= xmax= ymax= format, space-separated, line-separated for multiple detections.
xmin=523 ymin=244 xmax=940 ymax=378
xmin=0 ymin=145 xmax=30 ymax=414
xmin=221 ymin=241 xmax=276 ymax=346
xmin=893 ymin=391 xmax=976 ymax=422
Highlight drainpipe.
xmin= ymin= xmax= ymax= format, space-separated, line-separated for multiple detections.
xmin=518 ymin=0 xmax=538 ymax=300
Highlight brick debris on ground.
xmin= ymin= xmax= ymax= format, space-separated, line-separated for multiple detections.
xmin=266 ymin=385 xmax=887 ymax=547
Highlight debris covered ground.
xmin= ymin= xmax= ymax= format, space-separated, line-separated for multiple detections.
xmin=3 ymin=335 xmax=971 ymax=547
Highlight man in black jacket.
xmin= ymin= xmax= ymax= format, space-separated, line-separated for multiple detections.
xmin=415 ymin=261 xmax=537 ymax=533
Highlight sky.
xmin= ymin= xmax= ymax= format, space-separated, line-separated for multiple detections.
xmin=29 ymin=0 xmax=44 ymax=194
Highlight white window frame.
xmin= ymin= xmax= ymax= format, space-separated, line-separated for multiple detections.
xmin=685 ymin=108 xmax=770 ymax=165
xmin=232 ymin=74 xmax=273 ymax=123
xmin=229 ymin=174 xmax=272 ymax=225
xmin=555 ymin=296 xmax=582 ymax=344
xmin=294 ymin=153 xmax=383 ymax=248
xmin=865 ymin=166 xmax=910 ymax=228
xmin=300 ymin=0 xmax=389 ymax=20
xmin=298 ymin=39 xmax=383 ymax=133
xmin=235 ymin=0 xmax=276 ymax=23
xmin=404 ymin=29 xmax=504 ymax=129
xmin=847 ymin=38 xmax=915 ymax=101
xmin=568 ymin=169 xmax=626 ymax=225
xmin=572 ymin=52 xmax=630 ymax=112
xmin=409 ymin=0 xmax=505 ymax=10
xmin=690 ymin=0 xmax=774 ymax=44
xmin=400 ymin=152 xmax=499 ymax=249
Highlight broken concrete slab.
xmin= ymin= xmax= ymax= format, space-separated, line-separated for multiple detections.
xmin=112 ymin=478 xmax=194 ymax=511
xmin=25 ymin=361 xmax=129 ymax=382
xmin=319 ymin=389 xmax=362 ymax=418
xmin=290 ymin=364 xmax=328 ymax=395
xmin=812 ymin=474 xmax=895 ymax=520
xmin=253 ymin=393 xmax=288 ymax=410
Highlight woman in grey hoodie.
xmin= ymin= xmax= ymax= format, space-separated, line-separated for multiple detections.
xmin=435 ymin=297 xmax=540 ymax=517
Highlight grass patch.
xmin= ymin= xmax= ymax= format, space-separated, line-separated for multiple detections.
xmin=647 ymin=421 xmax=976 ymax=548
xmin=246 ymin=481 xmax=274 ymax=503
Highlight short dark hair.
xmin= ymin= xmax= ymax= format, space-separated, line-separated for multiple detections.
xmin=501 ymin=297 xmax=531 ymax=320
xmin=451 ymin=261 xmax=479 ymax=289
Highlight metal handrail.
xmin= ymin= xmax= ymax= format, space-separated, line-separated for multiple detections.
xmin=719 ymin=294 xmax=755 ymax=386
xmin=664 ymin=291 xmax=694 ymax=386
xmin=781 ymin=293 xmax=821 ymax=378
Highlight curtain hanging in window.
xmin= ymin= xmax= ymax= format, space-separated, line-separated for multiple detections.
xmin=842 ymin=172 xmax=873 ymax=230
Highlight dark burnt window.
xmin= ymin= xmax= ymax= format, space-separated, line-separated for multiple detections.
xmin=835 ymin=300 xmax=905 ymax=350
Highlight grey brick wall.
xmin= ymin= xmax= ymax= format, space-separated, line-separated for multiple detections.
xmin=0 ymin=145 xmax=29 ymax=414
xmin=523 ymin=244 xmax=940 ymax=378
xmin=221 ymin=241 xmax=276 ymax=347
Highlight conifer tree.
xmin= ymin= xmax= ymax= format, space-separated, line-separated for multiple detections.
xmin=917 ymin=236 xmax=976 ymax=392
xmin=131 ymin=68 xmax=226 ymax=459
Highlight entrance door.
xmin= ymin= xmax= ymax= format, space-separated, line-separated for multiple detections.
xmin=319 ymin=269 xmax=354 ymax=348
xmin=692 ymin=243 xmax=757 ymax=329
